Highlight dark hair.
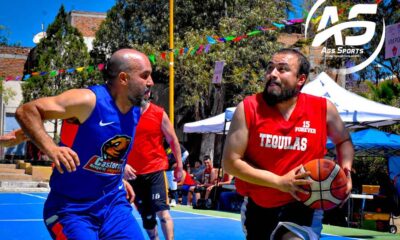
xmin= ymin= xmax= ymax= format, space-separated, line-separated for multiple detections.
xmin=194 ymin=159 xmax=202 ymax=165
xmin=275 ymin=48 xmax=310 ymax=78
xmin=203 ymin=155 xmax=211 ymax=161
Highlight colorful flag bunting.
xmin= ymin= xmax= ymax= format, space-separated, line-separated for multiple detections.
xmin=206 ymin=36 xmax=217 ymax=44
xmin=50 ymin=70 xmax=58 ymax=77
xmin=247 ymin=30 xmax=262 ymax=36
xmin=148 ymin=55 xmax=156 ymax=64
xmin=87 ymin=66 xmax=94 ymax=73
xmin=161 ymin=52 xmax=166 ymax=60
xmin=233 ymin=35 xmax=247 ymax=42
xmin=204 ymin=44 xmax=211 ymax=53
xmin=98 ymin=63 xmax=105 ymax=71
xmin=17 ymin=21 xmax=302 ymax=78
xmin=196 ymin=45 xmax=204 ymax=54
xmin=272 ymin=22 xmax=285 ymax=29
xmin=282 ymin=20 xmax=294 ymax=25
xmin=225 ymin=36 xmax=235 ymax=42
xmin=288 ymin=19 xmax=304 ymax=24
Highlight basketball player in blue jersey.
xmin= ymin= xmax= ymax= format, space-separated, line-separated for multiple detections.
xmin=14 ymin=49 xmax=154 ymax=239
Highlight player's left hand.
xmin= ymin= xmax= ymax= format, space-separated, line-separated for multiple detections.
xmin=174 ymin=166 xmax=183 ymax=182
xmin=123 ymin=179 xmax=135 ymax=203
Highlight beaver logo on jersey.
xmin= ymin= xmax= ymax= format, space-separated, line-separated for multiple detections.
xmin=83 ymin=135 xmax=131 ymax=174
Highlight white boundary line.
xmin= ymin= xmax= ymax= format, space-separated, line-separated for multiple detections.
xmin=0 ymin=203 xmax=43 ymax=206
xmin=171 ymin=209 xmax=363 ymax=240
xmin=171 ymin=209 xmax=240 ymax=222
xmin=20 ymin=193 xmax=47 ymax=200
xmin=0 ymin=219 xmax=43 ymax=222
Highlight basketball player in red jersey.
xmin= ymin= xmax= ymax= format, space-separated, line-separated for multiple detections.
xmin=222 ymin=48 xmax=354 ymax=240
xmin=124 ymin=100 xmax=183 ymax=240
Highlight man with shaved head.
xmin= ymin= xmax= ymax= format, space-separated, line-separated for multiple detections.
xmin=15 ymin=48 xmax=154 ymax=239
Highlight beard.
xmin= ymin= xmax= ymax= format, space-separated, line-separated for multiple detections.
xmin=262 ymin=81 xmax=300 ymax=106
xmin=127 ymin=83 xmax=151 ymax=106
xmin=128 ymin=95 xmax=143 ymax=106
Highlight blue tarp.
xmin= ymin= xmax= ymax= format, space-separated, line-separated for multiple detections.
xmin=327 ymin=129 xmax=400 ymax=196
xmin=327 ymin=129 xmax=400 ymax=156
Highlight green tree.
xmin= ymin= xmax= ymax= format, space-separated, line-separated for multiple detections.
xmin=22 ymin=5 xmax=99 ymax=103
xmin=364 ymin=80 xmax=400 ymax=107
xmin=358 ymin=0 xmax=400 ymax=82
xmin=92 ymin=0 xmax=288 ymax=119
xmin=91 ymin=0 xmax=289 ymax=159
xmin=0 ymin=25 xmax=9 ymax=46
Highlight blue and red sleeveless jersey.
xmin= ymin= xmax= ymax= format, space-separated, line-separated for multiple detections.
xmin=49 ymin=84 xmax=141 ymax=201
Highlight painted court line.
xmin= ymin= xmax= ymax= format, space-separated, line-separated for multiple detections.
xmin=0 ymin=202 xmax=43 ymax=206
xmin=171 ymin=209 xmax=240 ymax=221
xmin=170 ymin=210 xmax=360 ymax=240
xmin=20 ymin=192 xmax=47 ymax=200
xmin=0 ymin=219 xmax=43 ymax=222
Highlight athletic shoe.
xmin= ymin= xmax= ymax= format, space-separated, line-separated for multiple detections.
xmin=170 ymin=199 xmax=176 ymax=207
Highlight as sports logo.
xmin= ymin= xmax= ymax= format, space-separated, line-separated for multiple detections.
xmin=305 ymin=0 xmax=385 ymax=74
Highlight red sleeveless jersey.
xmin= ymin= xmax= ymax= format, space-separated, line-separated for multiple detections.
xmin=235 ymin=93 xmax=327 ymax=208
xmin=126 ymin=103 xmax=168 ymax=174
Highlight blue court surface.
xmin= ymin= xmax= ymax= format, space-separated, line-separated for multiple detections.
xmin=0 ymin=192 xmax=356 ymax=240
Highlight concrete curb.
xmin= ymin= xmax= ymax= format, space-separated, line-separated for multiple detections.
xmin=0 ymin=187 xmax=49 ymax=192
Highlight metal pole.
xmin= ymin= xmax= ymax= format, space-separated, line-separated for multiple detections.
xmin=169 ymin=0 xmax=175 ymax=125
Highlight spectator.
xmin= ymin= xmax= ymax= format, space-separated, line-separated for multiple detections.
xmin=204 ymin=172 xmax=234 ymax=209
xmin=178 ymin=167 xmax=198 ymax=206
xmin=166 ymin=143 xmax=189 ymax=207
xmin=191 ymin=159 xmax=205 ymax=183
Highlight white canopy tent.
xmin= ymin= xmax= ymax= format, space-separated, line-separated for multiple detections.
xmin=302 ymin=72 xmax=400 ymax=128
xmin=183 ymin=107 xmax=235 ymax=133
xmin=183 ymin=72 xmax=400 ymax=133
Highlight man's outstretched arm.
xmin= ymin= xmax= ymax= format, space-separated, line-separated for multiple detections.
xmin=15 ymin=89 xmax=95 ymax=173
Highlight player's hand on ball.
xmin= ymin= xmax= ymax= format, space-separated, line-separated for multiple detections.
xmin=48 ymin=146 xmax=80 ymax=174
xmin=278 ymin=165 xmax=312 ymax=201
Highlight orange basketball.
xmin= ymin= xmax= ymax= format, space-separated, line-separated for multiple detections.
xmin=297 ymin=159 xmax=349 ymax=210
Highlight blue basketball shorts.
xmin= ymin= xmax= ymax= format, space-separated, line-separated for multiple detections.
xmin=44 ymin=192 xmax=144 ymax=240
